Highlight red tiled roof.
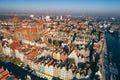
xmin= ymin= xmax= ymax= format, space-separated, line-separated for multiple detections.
xmin=0 ymin=68 xmax=19 ymax=80
xmin=94 ymin=43 xmax=100 ymax=49
xmin=0 ymin=70 xmax=9 ymax=79
xmin=13 ymin=16 xmax=20 ymax=22
xmin=0 ymin=75 xmax=3 ymax=79
xmin=1 ymin=74 xmax=9 ymax=80
xmin=60 ymin=52 xmax=68 ymax=62
xmin=1 ymin=70 xmax=9 ymax=76
xmin=85 ymin=49 xmax=90 ymax=57
xmin=38 ymin=20 xmax=45 ymax=24
xmin=48 ymin=59 xmax=54 ymax=66
xmin=14 ymin=78 xmax=19 ymax=80
xmin=30 ymin=27 xmax=37 ymax=33
xmin=9 ymin=30 xmax=14 ymax=34
xmin=26 ymin=49 xmax=38 ymax=60
xmin=22 ymin=27 xmax=29 ymax=33
xmin=16 ymin=27 xmax=21 ymax=32
xmin=26 ymin=78 xmax=31 ymax=80
xmin=74 ymin=49 xmax=79 ymax=57
xmin=3 ymin=32 xmax=10 ymax=38
xmin=0 ymin=68 xmax=4 ymax=73
xmin=10 ymin=41 xmax=21 ymax=50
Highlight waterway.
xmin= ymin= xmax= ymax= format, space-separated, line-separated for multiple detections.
xmin=105 ymin=32 xmax=120 ymax=80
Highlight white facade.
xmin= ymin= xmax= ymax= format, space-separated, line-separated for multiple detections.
xmin=68 ymin=50 xmax=78 ymax=65
xmin=45 ymin=64 xmax=49 ymax=74
xmin=45 ymin=16 xmax=51 ymax=21
xmin=15 ymin=49 xmax=20 ymax=58
xmin=67 ymin=69 xmax=73 ymax=80
xmin=56 ymin=52 xmax=60 ymax=60
xmin=76 ymin=73 xmax=81 ymax=79
xmin=79 ymin=49 xmax=86 ymax=55
xmin=61 ymin=67 xmax=67 ymax=80
xmin=4 ymin=47 xmax=11 ymax=57
xmin=48 ymin=65 xmax=54 ymax=76
xmin=19 ymin=52 xmax=25 ymax=62
xmin=38 ymin=63 xmax=45 ymax=73
xmin=60 ymin=16 xmax=63 ymax=20
xmin=58 ymin=67 xmax=61 ymax=78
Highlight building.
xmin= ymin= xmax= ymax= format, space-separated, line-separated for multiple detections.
xmin=45 ymin=16 xmax=51 ymax=21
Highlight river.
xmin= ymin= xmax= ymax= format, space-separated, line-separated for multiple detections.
xmin=105 ymin=32 xmax=120 ymax=80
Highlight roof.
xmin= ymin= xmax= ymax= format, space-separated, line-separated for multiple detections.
xmin=10 ymin=41 xmax=21 ymax=50
xmin=26 ymin=48 xmax=38 ymax=60
xmin=16 ymin=27 xmax=21 ymax=32
xmin=94 ymin=43 xmax=100 ymax=49
xmin=0 ymin=68 xmax=4 ymax=73
xmin=85 ymin=49 xmax=90 ymax=57
xmin=38 ymin=20 xmax=45 ymax=24
xmin=0 ymin=68 xmax=9 ymax=80
xmin=16 ymin=27 xmax=38 ymax=33
xmin=13 ymin=16 xmax=20 ymax=22
xmin=48 ymin=59 xmax=54 ymax=66
xmin=60 ymin=52 xmax=68 ymax=62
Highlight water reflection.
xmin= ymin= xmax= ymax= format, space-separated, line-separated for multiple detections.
xmin=105 ymin=32 xmax=120 ymax=80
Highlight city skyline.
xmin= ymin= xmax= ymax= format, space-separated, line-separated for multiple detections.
xmin=0 ymin=0 xmax=120 ymax=16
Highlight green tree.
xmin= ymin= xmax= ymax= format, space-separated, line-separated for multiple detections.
xmin=69 ymin=58 xmax=75 ymax=65
xmin=48 ymin=38 xmax=52 ymax=44
xmin=14 ymin=58 xmax=22 ymax=65
xmin=85 ymin=63 xmax=90 ymax=69
xmin=55 ymin=41 xmax=60 ymax=46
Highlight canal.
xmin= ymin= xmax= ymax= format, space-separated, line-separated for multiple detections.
xmin=105 ymin=32 xmax=120 ymax=80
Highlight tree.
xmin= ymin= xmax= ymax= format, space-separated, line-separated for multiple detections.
xmin=55 ymin=40 xmax=60 ymax=47
xmin=63 ymin=45 xmax=69 ymax=53
xmin=4 ymin=56 xmax=12 ymax=62
xmin=14 ymin=58 xmax=22 ymax=65
xmin=72 ymin=32 xmax=77 ymax=41
xmin=6 ymin=26 xmax=10 ymax=30
xmin=87 ymin=44 xmax=92 ymax=50
xmin=53 ymin=40 xmax=56 ymax=45
xmin=69 ymin=58 xmax=75 ymax=65
xmin=85 ymin=63 xmax=90 ymax=69
xmin=48 ymin=38 xmax=52 ymax=44
xmin=43 ymin=25 xmax=46 ymax=29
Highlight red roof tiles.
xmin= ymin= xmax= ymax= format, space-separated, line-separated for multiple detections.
xmin=60 ymin=53 xmax=68 ymax=62
xmin=26 ymin=49 xmax=38 ymax=60
xmin=0 ymin=68 xmax=4 ymax=73
xmin=10 ymin=41 xmax=21 ymax=50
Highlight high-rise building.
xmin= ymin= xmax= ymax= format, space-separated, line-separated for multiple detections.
xmin=60 ymin=16 xmax=63 ymax=20
xmin=45 ymin=16 xmax=51 ymax=21
xmin=56 ymin=16 xmax=59 ymax=20
xmin=30 ymin=14 xmax=34 ymax=18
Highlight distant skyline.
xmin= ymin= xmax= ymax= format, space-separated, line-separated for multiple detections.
xmin=0 ymin=0 xmax=120 ymax=16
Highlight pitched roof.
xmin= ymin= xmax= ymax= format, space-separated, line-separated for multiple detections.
xmin=10 ymin=41 xmax=21 ymax=50
xmin=0 ymin=68 xmax=4 ymax=73
xmin=26 ymin=48 xmax=38 ymax=60
xmin=60 ymin=52 xmax=68 ymax=62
